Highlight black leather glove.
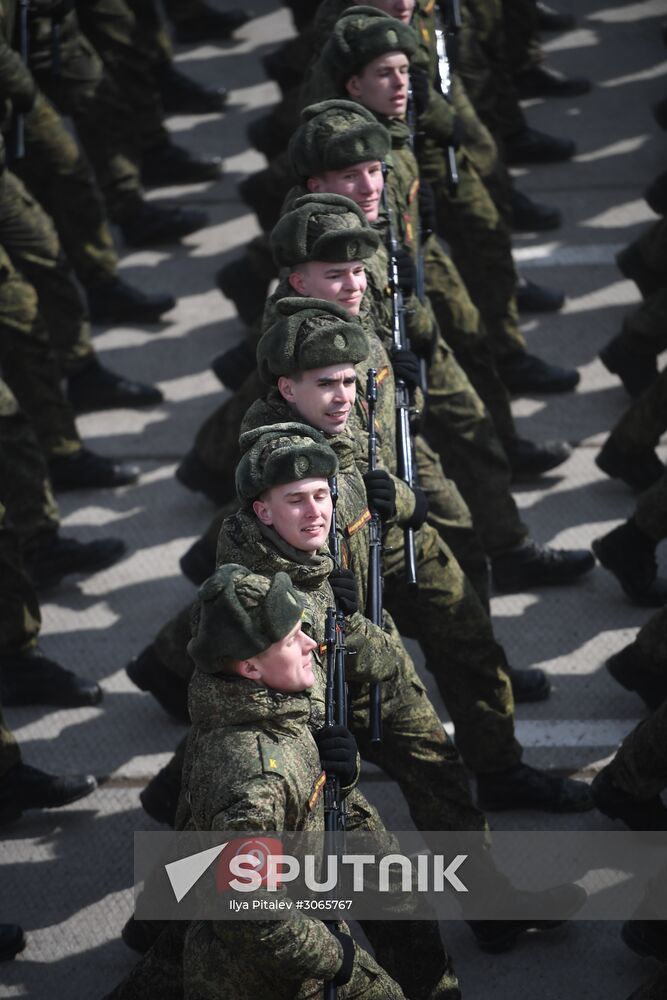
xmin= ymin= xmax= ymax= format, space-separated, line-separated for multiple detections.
xmin=409 ymin=67 xmax=431 ymax=116
xmin=449 ymin=115 xmax=465 ymax=150
xmin=215 ymin=339 xmax=256 ymax=391
xmin=418 ymin=179 xmax=437 ymax=237
xmin=363 ymin=469 xmax=396 ymax=521
xmin=314 ymin=725 xmax=358 ymax=788
xmin=28 ymin=0 xmax=75 ymax=20
xmin=328 ymin=568 xmax=358 ymax=616
xmin=394 ymin=243 xmax=416 ymax=296
xmin=391 ymin=347 xmax=421 ymax=390
xmin=405 ymin=487 xmax=429 ymax=529
xmin=330 ymin=928 xmax=356 ymax=986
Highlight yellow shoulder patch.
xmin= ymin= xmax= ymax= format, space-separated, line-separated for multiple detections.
xmin=308 ymin=770 xmax=327 ymax=812
xmin=376 ymin=365 xmax=390 ymax=386
xmin=345 ymin=508 xmax=372 ymax=538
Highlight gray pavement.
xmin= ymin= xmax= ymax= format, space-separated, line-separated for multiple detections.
xmin=1 ymin=1 xmax=666 ymax=997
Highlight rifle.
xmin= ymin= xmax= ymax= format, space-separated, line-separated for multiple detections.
xmin=381 ymin=171 xmax=419 ymax=591
xmin=323 ymin=602 xmax=346 ymax=1000
xmin=365 ymin=369 xmax=382 ymax=744
xmin=433 ymin=0 xmax=461 ymax=193
xmin=327 ymin=476 xmax=348 ymax=734
xmin=12 ymin=0 xmax=29 ymax=160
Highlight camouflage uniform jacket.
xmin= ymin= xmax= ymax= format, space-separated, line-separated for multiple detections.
xmin=178 ymin=671 xmax=348 ymax=995
xmin=0 ymin=0 xmax=37 ymax=131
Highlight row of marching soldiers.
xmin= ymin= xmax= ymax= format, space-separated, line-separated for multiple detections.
xmin=97 ymin=5 xmax=662 ymax=1000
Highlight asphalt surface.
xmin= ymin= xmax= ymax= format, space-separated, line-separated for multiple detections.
xmin=1 ymin=1 xmax=666 ymax=998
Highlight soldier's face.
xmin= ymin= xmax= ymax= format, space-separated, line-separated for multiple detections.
xmin=346 ymin=52 xmax=410 ymax=120
xmin=360 ymin=0 xmax=415 ymax=24
xmin=307 ymin=162 xmax=384 ymax=222
xmin=278 ymin=364 xmax=357 ymax=435
xmin=253 ymin=477 xmax=333 ymax=553
xmin=288 ymin=260 xmax=367 ymax=315
xmin=247 ymin=621 xmax=317 ymax=693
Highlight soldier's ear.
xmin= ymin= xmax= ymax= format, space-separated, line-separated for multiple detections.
xmin=237 ymin=658 xmax=262 ymax=681
xmin=306 ymin=177 xmax=322 ymax=193
xmin=278 ymin=375 xmax=296 ymax=403
xmin=346 ymin=74 xmax=363 ymax=100
xmin=288 ymin=270 xmax=306 ymax=295
xmin=253 ymin=498 xmax=273 ymax=526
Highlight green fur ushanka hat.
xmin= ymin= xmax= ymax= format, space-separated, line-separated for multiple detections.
xmin=271 ymin=192 xmax=380 ymax=268
xmin=320 ymin=7 xmax=418 ymax=91
xmin=235 ymin=421 xmax=339 ymax=503
xmin=256 ymin=297 xmax=369 ymax=386
xmin=187 ymin=564 xmax=305 ymax=672
xmin=288 ymin=99 xmax=391 ymax=182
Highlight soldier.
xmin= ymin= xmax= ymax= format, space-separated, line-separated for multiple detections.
xmin=592 ymin=472 xmax=667 ymax=608
xmin=605 ymin=603 xmax=667 ymax=712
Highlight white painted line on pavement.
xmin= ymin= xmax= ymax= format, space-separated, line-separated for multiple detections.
xmin=513 ymin=243 xmax=625 ymax=267
xmin=444 ymin=719 xmax=640 ymax=747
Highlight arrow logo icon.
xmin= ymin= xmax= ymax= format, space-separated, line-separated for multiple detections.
xmin=165 ymin=843 xmax=228 ymax=902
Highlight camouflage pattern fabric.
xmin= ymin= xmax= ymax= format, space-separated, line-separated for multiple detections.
xmin=634 ymin=605 xmax=667 ymax=672
xmin=0 ymin=239 xmax=82 ymax=458
xmin=635 ymin=471 xmax=667 ymax=544
xmin=0 ymin=376 xmax=60 ymax=550
xmin=606 ymin=367 xmax=667 ymax=457
xmin=0 ymin=499 xmax=41 ymax=655
xmin=617 ymin=287 xmax=667 ymax=359
xmin=607 ymin=695 xmax=667 ymax=801
xmin=0 ymin=165 xmax=95 ymax=376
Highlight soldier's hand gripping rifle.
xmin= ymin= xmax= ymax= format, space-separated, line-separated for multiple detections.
xmin=434 ymin=0 xmax=461 ymax=193
xmin=381 ymin=172 xmax=419 ymax=591
xmin=365 ymin=369 xmax=383 ymax=744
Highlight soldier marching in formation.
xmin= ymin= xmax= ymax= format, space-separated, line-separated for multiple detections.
xmin=0 ymin=2 xmax=665 ymax=999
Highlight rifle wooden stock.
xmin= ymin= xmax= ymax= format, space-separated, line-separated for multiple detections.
xmin=366 ymin=369 xmax=383 ymax=743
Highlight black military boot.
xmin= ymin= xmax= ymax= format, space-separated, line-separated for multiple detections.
xmin=645 ymin=167 xmax=667 ymax=214
xmin=140 ymin=759 xmax=182 ymax=827
xmin=49 ymin=448 xmax=140 ymax=491
xmin=599 ymin=334 xmax=658 ymax=397
xmin=141 ymin=142 xmax=223 ymax=188
xmin=126 ymin=646 xmax=189 ymax=723
xmin=119 ymin=200 xmax=208 ymax=248
xmin=595 ymin=439 xmax=664 ymax=491
xmin=0 ymin=649 xmax=102 ymax=708
xmin=172 ymin=6 xmax=252 ymax=43
xmin=0 ymin=924 xmax=25 ymax=962
xmin=216 ymin=256 xmax=270 ymax=326
xmin=176 ymin=449 xmax=234 ymax=505
xmin=24 ymin=534 xmax=126 ymax=591
xmin=67 ymin=360 xmax=163 ymax=413
xmin=591 ymin=767 xmax=667 ymax=831
xmin=157 ymin=63 xmax=228 ymax=115
xmin=180 ymin=536 xmax=216 ymax=586
xmin=210 ymin=339 xmax=257 ymax=390
xmin=606 ymin=644 xmax=667 ymax=711
xmin=247 ymin=111 xmax=289 ymax=160
xmin=536 ymin=2 xmax=576 ymax=31
xmin=616 ymin=243 xmax=664 ymax=298
xmin=510 ymin=189 xmax=561 ymax=231
xmin=505 ymin=126 xmax=576 ymax=165
xmin=497 ymin=352 xmax=580 ymax=394
xmin=0 ymin=762 xmax=97 ymax=824
xmin=86 ymin=276 xmax=176 ymax=325
xmin=261 ymin=48 xmax=304 ymax=94
xmin=477 ymin=763 xmax=593 ymax=812
xmin=121 ymin=916 xmax=162 ymax=955
xmin=505 ymin=436 xmax=571 ymax=479
xmin=622 ymin=920 xmax=667 ymax=961
xmin=491 ymin=540 xmax=595 ymax=591
xmin=516 ymin=276 xmax=565 ymax=312
xmin=468 ymin=883 xmax=586 ymax=952
xmin=506 ymin=666 xmax=551 ymax=703
xmin=592 ymin=520 xmax=667 ymax=607
xmin=515 ymin=64 xmax=591 ymax=98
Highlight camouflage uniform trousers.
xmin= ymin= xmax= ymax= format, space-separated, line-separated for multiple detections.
xmin=457 ymin=0 xmax=526 ymax=144
xmin=0 ymin=241 xmax=82 ymax=458
xmin=607 ymin=696 xmax=667 ymax=801
xmin=28 ymin=11 xmax=144 ymax=223
xmin=615 ymin=287 xmax=667 ymax=360
xmin=13 ymin=90 xmax=119 ymax=289
xmin=0 ymin=166 xmax=95 ymax=376
xmin=381 ymin=521 xmax=522 ymax=775
xmin=0 ymin=499 xmax=41 ymax=655
xmin=0 ymin=376 xmax=61 ymax=550
xmin=75 ymin=0 xmax=171 ymax=156
xmin=500 ymin=0 xmax=542 ymax=75
xmin=625 ymin=217 xmax=667 ymax=290
xmin=424 ymin=147 xmax=526 ymax=361
xmin=635 ymin=471 xmax=667 ymax=543
xmin=421 ymin=336 xmax=528 ymax=558
xmin=606 ymin=366 xmax=667 ymax=456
